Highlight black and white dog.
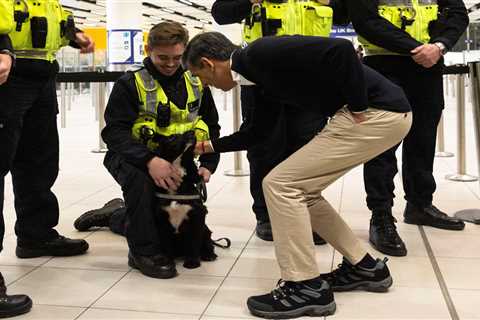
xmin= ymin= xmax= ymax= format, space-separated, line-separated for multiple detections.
xmin=151 ymin=131 xmax=217 ymax=269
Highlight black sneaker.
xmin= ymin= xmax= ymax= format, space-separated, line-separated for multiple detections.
xmin=320 ymin=257 xmax=392 ymax=292
xmin=256 ymin=221 xmax=326 ymax=245
xmin=16 ymin=236 xmax=89 ymax=259
xmin=404 ymin=203 xmax=465 ymax=230
xmin=247 ymin=278 xmax=336 ymax=319
xmin=370 ymin=210 xmax=407 ymax=257
xmin=74 ymin=198 xmax=125 ymax=231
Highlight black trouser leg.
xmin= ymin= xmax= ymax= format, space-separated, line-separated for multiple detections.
xmin=109 ymin=207 xmax=127 ymax=236
xmin=0 ymin=179 xmax=4 ymax=252
xmin=11 ymin=76 xmax=60 ymax=242
xmin=364 ymin=144 xmax=399 ymax=212
xmin=363 ymin=57 xmax=444 ymax=210
xmin=402 ymin=93 xmax=443 ymax=207
xmin=0 ymin=74 xmax=59 ymax=247
xmin=241 ymin=87 xmax=287 ymax=223
xmin=104 ymin=154 xmax=161 ymax=256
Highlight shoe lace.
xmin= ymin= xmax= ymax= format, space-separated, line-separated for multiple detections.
xmin=271 ymin=280 xmax=293 ymax=300
xmin=328 ymin=260 xmax=355 ymax=282
xmin=374 ymin=214 xmax=399 ymax=238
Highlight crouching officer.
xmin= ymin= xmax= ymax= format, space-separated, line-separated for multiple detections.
xmin=212 ymin=0 xmax=332 ymax=243
xmin=0 ymin=0 xmax=94 ymax=317
xmin=101 ymin=22 xmax=220 ymax=279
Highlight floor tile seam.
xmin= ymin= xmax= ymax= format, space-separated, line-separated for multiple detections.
xmin=30 ymin=264 xmax=131 ymax=273
xmin=420 ymin=226 xmax=460 ymax=320
xmin=78 ymin=305 xmax=206 ymax=317
xmin=58 ymin=184 xmax=117 ymax=212
xmin=73 ymin=269 xmax=132 ymax=320
xmin=434 ymin=255 xmax=480 ymax=261
xmin=204 ymin=179 xmax=234 ymax=202
xmin=5 ymin=256 xmax=54 ymax=288
xmin=198 ymin=229 xmax=255 ymax=319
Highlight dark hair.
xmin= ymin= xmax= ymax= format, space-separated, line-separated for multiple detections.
xmin=148 ymin=22 xmax=189 ymax=48
xmin=182 ymin=32 xmax=239 ymax=68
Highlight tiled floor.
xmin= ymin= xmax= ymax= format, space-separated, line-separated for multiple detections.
xmin=1 ymin=88 xmax=480 ymax=320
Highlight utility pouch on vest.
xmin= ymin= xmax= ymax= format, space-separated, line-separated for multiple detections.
xmin=30 ymin=16 xmax=48 ymax=48
xmin=156 ymin=102 xmax=171 ymax=128
xmin=300 ymin=2 xmax=333 ymax=37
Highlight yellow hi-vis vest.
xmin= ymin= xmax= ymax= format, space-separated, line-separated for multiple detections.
xmin=359 ymin=0 xmax=438 ymax=56
xmin=132 ymin=68 xmax=210 ymax=152
xmin=8 ymin=0 xmax=75 ymax=61
xmin=242 ymin=0 xmax=333 ymax=44
xmin=0 ymin=0 xmax=15 ymax=35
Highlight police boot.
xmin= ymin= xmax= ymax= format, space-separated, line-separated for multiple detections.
xmin=404 ymin=203 xmax=465 ymax=231
xmin=16 ymin=236 xmax=89 ymax=259
xmin=128 ymin=252 xmax=177 ymax=279
xmin=369 ymin=209 xmax=407 ymax=257
xmin=74 ymin=198 xmax=125 ymax=231
xmin=0 ymin=272 xmax=32 ymax=318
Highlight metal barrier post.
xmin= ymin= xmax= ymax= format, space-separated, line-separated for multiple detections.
xmin=436 ymin=114 xmax=454 ymax=157
xmin=454 ymin=62 xmax=480 ymax=223
xmin=445 ymin=74 xmax=478 ymax=182
xmin=225 ymin=85 xmax=249 ymax=177
xmin=92 ymin=82 xmax=108 ymax=153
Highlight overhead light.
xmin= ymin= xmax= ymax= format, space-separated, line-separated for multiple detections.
xmin=162 ymin=8 xmax=175 ymax=14
xmin=178 ymin=0 xmax=193 ymax=5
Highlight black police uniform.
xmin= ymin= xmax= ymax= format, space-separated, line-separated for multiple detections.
xmin=101 ymin=58 xmax=220 ymax=257
xmin=212 ymin=0 xmax=327 ymax=225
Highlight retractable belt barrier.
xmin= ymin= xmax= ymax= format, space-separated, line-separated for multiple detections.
xmin=56 ymin=71 xmax=123 ymax=152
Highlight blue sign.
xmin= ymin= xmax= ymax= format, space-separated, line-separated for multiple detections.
xmin=331 ymin=24 xmax=356 ymax=37
xmin=108 ymin=29 xmax=144 ymax=64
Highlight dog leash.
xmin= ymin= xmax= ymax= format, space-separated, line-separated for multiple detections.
xmin=212 ymin=237 xmax=231 ymax=249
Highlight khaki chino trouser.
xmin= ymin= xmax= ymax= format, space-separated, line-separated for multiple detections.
xmin=263 ymin=107 xmax=412 ymax=281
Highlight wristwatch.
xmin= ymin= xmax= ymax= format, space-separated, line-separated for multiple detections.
xmin=433 ymin=42 xmax=448 ymax=55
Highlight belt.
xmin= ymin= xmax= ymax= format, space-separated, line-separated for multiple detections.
xmin=15 ymin=49 xmax=49 ymax=59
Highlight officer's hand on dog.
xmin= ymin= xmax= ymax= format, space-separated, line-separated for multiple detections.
xmin=147 ymin=157 xmax=183 ymax=191
xmin=411 ymin=44 xmax=442 ymax=69
xmin=315 ymin=0 xmax=330 ymax=4
xmin=250 ymin=0 xmax=262 ymax=3
xmin=75 ymin=32 xmax=95 ymax=54
xmin=198 ymin=167 xmax=212 ymax=183
xmin=0 ymin=53 xmax=13 ymax=85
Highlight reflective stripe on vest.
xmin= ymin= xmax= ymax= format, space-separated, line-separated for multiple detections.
xmin=132 ymin=69 xmax=210 ymax=151
xmin=242 ymin=0 xmax=333 ymax=44
xmin=9 ymin=0 xmax=74 ymax=62
xmin=359 ymin=0 xmax=438 ymax=56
